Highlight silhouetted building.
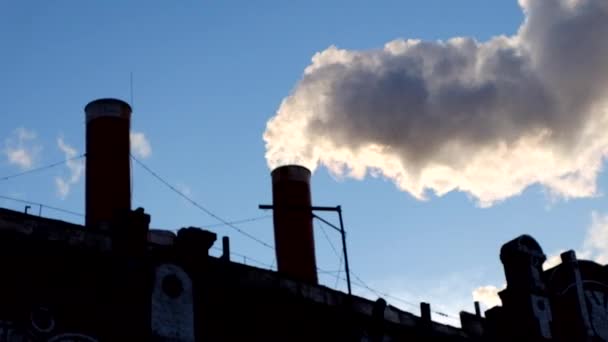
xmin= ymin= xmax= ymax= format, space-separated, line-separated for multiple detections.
xmin=0 ymin=98 xmax=605 ymax=341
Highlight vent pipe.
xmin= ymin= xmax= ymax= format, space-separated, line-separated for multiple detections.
xmin=84 ymin=98 xmax=132 ymax=229
xmin=271 ymin=165 xmax=318 ymax=283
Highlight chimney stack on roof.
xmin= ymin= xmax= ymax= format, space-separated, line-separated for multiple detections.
xmin=84 ymin=98 xmax=132 ymax=230
xmin=271 ymin=165 xmax=318 ymax=284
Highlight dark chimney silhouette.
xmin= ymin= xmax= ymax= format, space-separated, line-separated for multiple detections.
xmin=84 ymin=98 xmax=132 ymax=229
xmin=271 ymin=165 xmax=318 ymax=283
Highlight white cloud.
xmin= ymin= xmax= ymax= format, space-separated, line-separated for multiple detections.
xmin=3 ymin=127 xmax=40 ymax=170
xmin=543 ymin=211 xmax=608 ymax=269
xmin=130 ymin=131 xmax=151 ymax=159
xmin=264 ymin=0 xmax=608 ymax=207
xmin=543 ymin=251 xmax=565 ymax=270
xmin=55 ymin=178 xmax=70 ymax=199
xmin=54 ymin=136 xmax=84 ymax=199
xmin=580 ymin=211 xmax=608 ymax=264
xmin=472 ymin=285 xmax=504 ymax=309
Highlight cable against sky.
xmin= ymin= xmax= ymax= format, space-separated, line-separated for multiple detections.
xmin=131 ymin=153 xmax=274 ymax=249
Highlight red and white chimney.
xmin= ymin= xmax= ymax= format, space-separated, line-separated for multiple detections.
xmin=84 ymin=98 xmax=132 ymax=229
xmin=271 ymin=165 xmax=318 ymax=284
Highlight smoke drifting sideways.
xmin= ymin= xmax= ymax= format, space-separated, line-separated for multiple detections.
xmin=263 ymin=0 xmax=608 ymax=207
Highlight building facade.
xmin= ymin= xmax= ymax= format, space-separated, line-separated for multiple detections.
xmin=0 ymin=98 xmax=605 ymax=341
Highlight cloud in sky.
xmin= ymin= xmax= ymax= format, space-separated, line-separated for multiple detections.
xmin=130 ymin=131 xmax=151 ymax=159
xmin=3 ymin=127 xmax=41 ymax=170
xmin=264 ymin=0 xmax=608 ymax=206
xmin=543 ymin=252 xmax=565 ymax=270
xmin=55 ymin=137 xmax=84 ymax=199
xmin=54 ymin=131 xmax=150 ymax=198
xmin=545 ymin=211 xmax=608 ymax=267
xmin=472 ymin=285 xmax=504 ymax=309
xmin=579 ymin=211 xmax=608 ymax=264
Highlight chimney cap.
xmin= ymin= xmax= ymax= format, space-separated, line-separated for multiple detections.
xmin=271 ymin=165 xmax=311 ymax=182
xmin=85 ymin=98 xmax=132 ymax=123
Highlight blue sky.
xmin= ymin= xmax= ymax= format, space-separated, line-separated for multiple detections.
xmin=2 ymin=0 xmax=607 ymax=324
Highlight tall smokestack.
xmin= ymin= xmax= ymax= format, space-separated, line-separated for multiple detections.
xmin=271 ymin=165 xmax=317 ymax=283
xmin=84 ymin=98 xmax=132 ymax=229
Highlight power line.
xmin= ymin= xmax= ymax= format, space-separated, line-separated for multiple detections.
xmin=130 ymin=156 xmax=458 ymax=320
xmin=334 ymin=255 xmax=343 ymax=288
xmin=1 ymin=152 xmax=462 ymax=321
xmin=316 ymin=219 xmax=342 ymax=260
xmin=349 ymin=272 xmax=458 ymax=319
xmin=0 ymin=194 xmax=84 ymax=217
xmin=209 ymin=234 xmax=457 ymax=320
xmin=208 ymin=246 xmax=344 ymax=277
xmin=130 ymin=154 xmax=274 ymax=249
xmin=202 ymin=215 xmax=271 ymax=229
xmin=314 ymin=220 xmax=457 ymax=319
xmin=210 ymin=246 xmax=274 ymax=269
xmin=316 ymin=219 xmax=416 ymax=309
xmin=314 ymin=219 xmax=345 ymax=289
xmin=325 ymin=270 xmax=418 ymax=311
xmin=0 ymin=154 xmax=85 ymax=182
xmin=317 ymin=269 xmax=343 ymax=274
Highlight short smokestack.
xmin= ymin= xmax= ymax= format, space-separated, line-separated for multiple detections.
xmin=84 ymin=98 xmax=132 ymax=229
xmin=271 ymin=165 xmax=317 ymax=283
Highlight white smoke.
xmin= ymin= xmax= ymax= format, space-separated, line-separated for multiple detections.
xmin=130 ymin=131 xmax=152 ymax=159
xmin=264 ymin=0 xmax=608 ymax=206
xmin=55 ymin=137 xmax=84 ymax=199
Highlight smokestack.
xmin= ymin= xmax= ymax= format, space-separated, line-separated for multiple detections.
xmin=271 ymin=165 xmax=317 ymax=283
xmin=84 ymin=98 xmax=132 ymax=229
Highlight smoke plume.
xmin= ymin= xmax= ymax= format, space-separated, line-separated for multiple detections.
xmin=264 ymin=0 xmax=608 ymax=206
xmin=55 ymin=137 xmax=84 ymax=199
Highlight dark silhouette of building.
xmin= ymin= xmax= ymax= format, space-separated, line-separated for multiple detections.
xmin=0 ymin=98 xmax=606 ymax=341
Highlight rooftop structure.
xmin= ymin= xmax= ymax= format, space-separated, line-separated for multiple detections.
xmin=0 ymin=99 xmax=605 ymax=341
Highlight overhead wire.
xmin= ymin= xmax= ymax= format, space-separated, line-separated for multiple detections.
xmin=343 ymin=271 xmax=458 ymax=320
xmin=202 ymin=215 xmax=272 ymax=229
xmin=210 ymin=246 xmax=274 ymax=269
xmin=0 ymin=194 xmax=84 ymax=218
xmin=334 ymin=255 xmax=344 ymax=288
xmin=131 ymin=153 xmax=432 ymax=317
xmin=317 ymin=269 xmax=343 ymax=274
xmin=313 ymin=218 xmax=345 ymax=289
xmin=351 ymin=268 xmax=458 ymax=319
xmin=131 ymin=153 xmax=459 ymax=321
xmin=314 ymin=217 xmax=458 ymax=320
xmin=0 ymin=143 xmax=461 ymax=321
xmin=204 ymin=216 xmax=459 ymax=321
xmin=130 ymin=154 xmax=274 ymax=249
xmin=0 ymin=154 xmax=85 ymax=182
xmin=316 ymin=218 xmax=342 ymax=259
